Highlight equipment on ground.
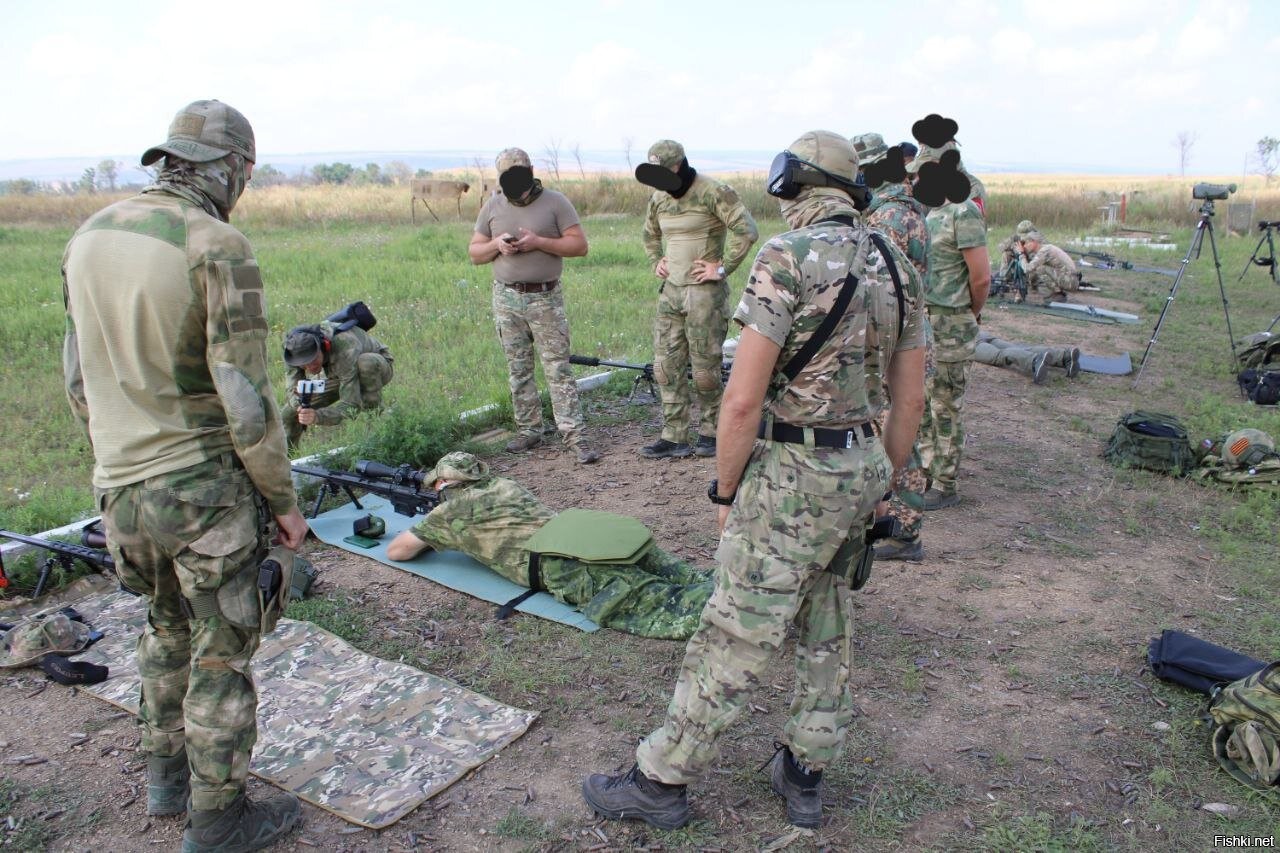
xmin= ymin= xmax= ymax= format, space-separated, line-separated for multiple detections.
xmin=0 ymin=522 xmax=117 ymax=598
xmin=326 ymin=301 xmax=377 ymax=333
xmin=989 ymin=261 xmax=1028 ymax=302
xmin=1148 ymin=629 xmax=1266 ymax=695
xmin=1067 ymin=248 xmax=1178 ymax=277
xmin=1076 ymin=352 xmax=1133 ymax=375
xmin=569 ymin=355 xmax=733 ymax=403
xmin=1102 ymin=410 xmax=1196 ymax=477
xmin=1207 ymin=662 xmax=1280 ymax=798
xmin=1237 ymin=368 xmax=1280 ymax=405
xmin=292 ymin=461 xmax=441 ymax=519
xmin=1239 ymin=222 xmax=1280 ymax=332
xmin=1132 ymin=188 xmax=1240 ymax=388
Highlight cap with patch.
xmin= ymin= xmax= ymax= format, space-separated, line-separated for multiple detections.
xmin=647 ymin=140 xmax=686 ymax=169
xmin=430 ymin=451 xmax=490 ymax=484
xmin=495 ymin=147 xmax=532 ymax=174
xmin=906 ymin=139 xmax=959 ymax=174
xmin=850 ymin=132 xmax=889 ymax=166
xmin=0 ymin=612 xmax=94 ymax=669
xmin=789 ymin=130 xmax=858 ymax=182
xmin=283 ymin=326 xmax=323 ymax=368
xmin=141 ymin=99 xmax=255 ymax=167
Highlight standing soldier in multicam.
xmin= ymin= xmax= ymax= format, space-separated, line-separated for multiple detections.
xmin=851 ymin=132 xmax=931 ymax=562
xmin=62 ymin=100 xmax=307 ymax=852
xmin=635 ymin=140 xmax=758 ymax=459
xmin=1020 ymin=230 xmax=1081 ymax=303
xmin=469 ymin=147 xmax=599 ymax=464
xmin=280 ymin=320 xmax=394 ymax=450
xmin=582 ymin=130 xmax=926 ymax=830
xmin=910 ymin=140 xmax=991 ymax=510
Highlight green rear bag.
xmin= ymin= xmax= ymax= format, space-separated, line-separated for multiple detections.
xmin=1102 ymin=410 xmax=1195 ymax=476
xmin=1207 ymin=662 xmax=1280 ymax=798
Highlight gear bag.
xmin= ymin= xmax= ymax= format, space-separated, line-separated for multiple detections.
xmin=326 ymin=301 xmax=377 ymax=333
xmin=1147 ymin=629 xmax=1266 ymax=695
xmin=1237 ymin=369 xmax=1280 ymax=406
xmin=1207 ymin=662 xmax=1280 ymax=798
xmin=1102 ymin=410 xmax=1195 ymax=476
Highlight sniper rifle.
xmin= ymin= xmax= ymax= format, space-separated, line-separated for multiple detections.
xmin=292 ymin=460 xmax=442 ymax=519
xmin=569 ymin=354 xmax=733 ymax=402
xmin=1067 ymin=249 xmax=1177 ymax=277
xmin=989 ymin=261 xmax=1029 ymax=302
xmin=0 ymin=521 xmax=116 ymax=598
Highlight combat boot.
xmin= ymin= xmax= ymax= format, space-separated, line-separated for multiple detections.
xmin=147 ymin=748 xmax=190 ymax=816
xmin=640 ymin=439 xmax=692 ymax=459
xmin=922 ymin=488 xmax=959 ymax=511
xmin=581 ymin=764 xmax=690 ymax=830
xmin=181 ymin=790 xmax=301 ymax=853
xmin=1031 ymin=352 xmax=1049 ymax=385
xmin=764 ymin=742 xmax=823 ymax=828
xmin=873 ymin=537 xmax=924 ymax=562
xmin=692 ymin=435 xmax=716 ymax=457
xmin=505 ymin=432 xmax=543 ymax=453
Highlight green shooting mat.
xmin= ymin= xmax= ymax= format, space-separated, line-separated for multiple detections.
xmin=71 ymin=589 xmax=537 ymax=829
xmin=307 ymin=495 xmax=599 ymax=632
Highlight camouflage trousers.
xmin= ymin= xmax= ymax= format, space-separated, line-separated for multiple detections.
xmin=975 ymin=333 xmax=1074 ymax=377
xmin=1027 ymin=266 xmax=1079 ymax=299
xmin=653 ymin=281 xmax=730 ymax=444
xmin=281 ymin=353 xmax=393 ymax=447
xmin=539 ymin=549 xmax=712 ymax=640
xmin=95 ymin=454 xmax=269 ymax=811
xmin=636 ymin=439 xmax=890 ymax=783
xmin=492 ymin=282 xmax=586 ymax=447
xmin=919 ymin=308 xmax=978 ymax=495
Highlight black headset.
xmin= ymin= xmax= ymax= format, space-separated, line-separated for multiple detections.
xmin=766 ymin=151 xmax=870 ymax=210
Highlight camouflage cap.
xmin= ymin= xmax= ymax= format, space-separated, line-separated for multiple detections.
xmin=430 ymin=451 xmax=490 ymax=484
xmin=1016 ymin=219 xmax=1036 ymax=236
xmin=1222 ymin=428 xmax=1275 ymax=468
xmin=283 ymin=326 xmax=323 ymax=367
xmin=850 ymin=132 xmax=889 ymax=166
xmin=788 ymin=130 xmax=858 ymax=182
xmin=141 ymin=99 xmax=255 ymax=167
xmin=905 ymin=139 xmax=960 ymax=174
xmin=647 ymin=140 xmax=686 ymax=169
xmin=495 ymin=147 xmax=532 ymax=174
xmin=1023 ymin=230 xmax=1045 ymax=243
xmin=0 ymin=612 xmax=94 ymax=669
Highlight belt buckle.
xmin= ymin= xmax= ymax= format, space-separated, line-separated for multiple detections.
xmin=845 ymin=431 xmax=854 ymax=449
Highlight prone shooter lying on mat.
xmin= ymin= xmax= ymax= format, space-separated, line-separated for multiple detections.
xmin=385 ymin=452 xmax=713 ymax=639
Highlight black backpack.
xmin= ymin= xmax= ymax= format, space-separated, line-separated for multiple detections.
xmin=326 ymin=301 xmax=377 ymax=333
xmin=1238 ymin=369 xmax=1280 ymax=406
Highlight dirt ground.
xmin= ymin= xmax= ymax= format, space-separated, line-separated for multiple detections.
xmin=1 ymin=275 xmax=1274 ymax=851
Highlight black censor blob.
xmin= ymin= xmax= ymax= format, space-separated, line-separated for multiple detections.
xmin=911 ymin=113 xmax=959 ymax=148
xmin=635 ymin=163 xmax=682 ymax=193
xmin=498 ymin=165 xmax=535 ymax=198
xmin=912 ymin=150 xmax=971 ymax=208
xmin=860 ymin=146 xmax=907 ymax=190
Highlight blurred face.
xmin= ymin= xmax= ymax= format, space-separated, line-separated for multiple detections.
xmin=304 ymin=353 xmax=324 ymax=374
xmin=1024 ymin=239 xmax=1041 ymax=253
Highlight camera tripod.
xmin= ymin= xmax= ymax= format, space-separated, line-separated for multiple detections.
xmin=1132 ymin=198 xmax=1239 ymax=387
xmin=1238 ymin=220 xmax=1280 ymax=332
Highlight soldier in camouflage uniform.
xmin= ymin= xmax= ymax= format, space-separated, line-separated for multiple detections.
xmin=996 ymin=220 xmax=1035 ymax=269
xmin=280 ymin=320 xmax=394 ymax=449
xmin=909 ymin=140 xmax=990 ymax=510
xmin=852 ymin=132 xmax=931 ymax=561
xmin=62 ymin=100 xmax=307 ymax=851
xmin=1020 ymin=230 xmax=1081 ymax=303
xmin=975 ymin=331 xmax=1080 ymax=384
xmin=636 ymin=140 xmax=758 ymax=459
xmin=384 ymin=452 xmax=712 ymax=639
xmin=582 ymin=130 xmax=927 ymax=830
xmin=468 ymin=148 xmax=599 ymax=464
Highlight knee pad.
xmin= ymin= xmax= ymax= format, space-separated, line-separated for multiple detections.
xmin=652 ymin=363 xmax=673 ymax=387
xmin=692 ymin=368 xmax=720 ymax=392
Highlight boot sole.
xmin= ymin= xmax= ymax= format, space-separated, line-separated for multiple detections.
xmin=640 ymin=448 xmax=693 ymax=459
xmin=581 ymin=781 xmax=690 ymax=831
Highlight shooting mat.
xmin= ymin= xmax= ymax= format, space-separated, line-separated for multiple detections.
xmin=307 ymin=495 xmax=598 ymax=631
xmin=71 ymin=589 xmax=537 ymax=829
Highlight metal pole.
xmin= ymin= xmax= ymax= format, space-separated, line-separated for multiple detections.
xmin=1131 ymin=212 xmax=1208 ymax=388
xmin=1203 ymin=216 xmax=1239 ymax=370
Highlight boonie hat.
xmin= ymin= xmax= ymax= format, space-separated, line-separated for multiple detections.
xmin=0 ymin=611 xmax=94 ymax=669
xmin=850 ymin=132 xmax=889 ymax=166
xmin=430 ymin=451 xmax=490 ymax=484
xmin=906 ymin=139 xmax=959 ymax=174
xmin=283 ymin=326 xmax=323 ymax=368
xmin=141 ymin=99 xmax=255 ymax=167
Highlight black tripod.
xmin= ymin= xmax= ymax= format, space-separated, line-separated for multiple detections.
xmin=1238 ymin=220 xmax=1280 ymax=332
xmin=1133 ymin=198 xmax=1239 ymax=388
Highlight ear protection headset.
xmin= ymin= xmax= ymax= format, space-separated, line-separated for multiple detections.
xmin=766 ymin=151 xmax=871 ymax=210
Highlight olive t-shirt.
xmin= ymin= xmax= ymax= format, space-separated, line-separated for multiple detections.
xmin=475 ymin=189 xmax=581 ymax=284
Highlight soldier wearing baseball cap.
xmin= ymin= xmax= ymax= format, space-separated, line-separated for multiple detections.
xmin=469 ymin=147 xmax=599 ymax=464
xmin=583 ymin=129 xmax=926 ymax=830
xmin=62 ymin=99 xmax=305 ymax=850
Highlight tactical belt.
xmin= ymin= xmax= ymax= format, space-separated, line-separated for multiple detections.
xmin=759 ymin=419 xmax=875 ymax=450
xmin=503 ymin=279 xmax=559 ymax=293
xmin=496 ymin=552 xmax=545 ymax=620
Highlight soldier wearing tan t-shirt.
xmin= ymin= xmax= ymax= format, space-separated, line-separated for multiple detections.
xmin=468 ymin=147 xmax=598 ymax=464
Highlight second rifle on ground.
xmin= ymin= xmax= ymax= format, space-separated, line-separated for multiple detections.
xmin=0 ymin=521 xmax=116 ymax=598
xmin=569 ymin=355 xmax=733 ymax=402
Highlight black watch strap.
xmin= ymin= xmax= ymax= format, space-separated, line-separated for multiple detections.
xmin=707 ymin=479 xmax=736 ymax=506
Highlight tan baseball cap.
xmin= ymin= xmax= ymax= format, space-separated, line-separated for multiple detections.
xmin=495 ymin=147 xmax=532 ymax=174
xmin=141 ymin=99 xmax=255 ymax=166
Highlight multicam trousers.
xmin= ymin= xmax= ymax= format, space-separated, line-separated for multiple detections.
xmin=492 ymin=282 xmax=587 ymax=448
xmin=919 ymin=308 xmax=978 ymax=495
xmin=636 ymin=438 xmax=890 ymax=783
xmin=96 ymin=454 xmax=269 ymax=811
xmin=653 ymin=281 xmax=731 ymax=444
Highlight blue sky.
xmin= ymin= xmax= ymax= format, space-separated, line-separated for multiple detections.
xmin=3 ymin=0 xmax=1277 ymax=176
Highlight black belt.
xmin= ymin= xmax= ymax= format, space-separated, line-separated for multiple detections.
xmin=503 ymin=280 xmax=559 ymax=293
xmin=758 ymin=419 xmax=874 ymax=449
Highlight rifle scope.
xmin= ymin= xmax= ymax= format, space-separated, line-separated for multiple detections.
xmin=1192 ymin=182 xmax=1236 ymax=201
xmin=354 ymin=460 xmax=429 ymax=488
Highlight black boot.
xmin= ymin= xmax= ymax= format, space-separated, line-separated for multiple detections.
xmin=147 ymin=748 xmax=191 ymax=816
xmin=181 ymin=790 xmax=301 ymax=853
xmin=581 ymin=764 xmax=690 ymax=830
xmin=764 ymin=742 xmax=823 ymax=828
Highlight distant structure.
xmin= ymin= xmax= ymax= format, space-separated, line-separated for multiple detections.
xmin=411 ymin=178 xmax=470 ymax=222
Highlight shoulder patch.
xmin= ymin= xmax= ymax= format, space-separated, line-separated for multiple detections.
xmin=717 ymin=184 xmax=741 ymax=205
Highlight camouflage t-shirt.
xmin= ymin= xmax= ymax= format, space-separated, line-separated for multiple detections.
xmin=643 ymin=174 xmax=758 ymax=285
xmin=924 ymin=200 xmax=987 ymax=308
xmin=285 ymin=321 xmax=392 ymax=425
xmin=733 ymin=219 xmax=926 ymax=427
xmin=409 ymin=476 xmax=554 ymax=587
xmin=866 ymin=182 xmax=929 ymax=282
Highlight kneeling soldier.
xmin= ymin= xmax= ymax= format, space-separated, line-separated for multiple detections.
xmin=281 ymin=321 xmax=393 ymax=450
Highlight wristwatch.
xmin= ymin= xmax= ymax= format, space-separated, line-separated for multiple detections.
xmin=707 ymin=479 xmax=736 ymax=506
xmin=716 ymin=265 xmax=727 ymax=278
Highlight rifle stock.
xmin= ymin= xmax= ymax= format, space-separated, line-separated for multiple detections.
xmin=292 ymin=462 xmax=442 ymax=519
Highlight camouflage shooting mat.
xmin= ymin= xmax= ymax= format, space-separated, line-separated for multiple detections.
xmin=308 ymin=495 xmax=599 ymax=631
xmin=69 ymin=589 xmax=539 ymax=829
